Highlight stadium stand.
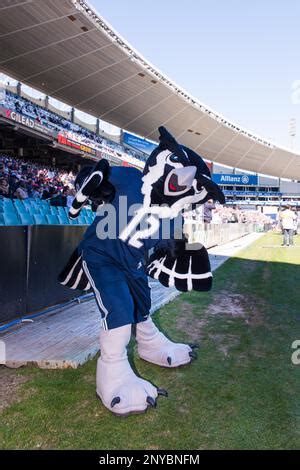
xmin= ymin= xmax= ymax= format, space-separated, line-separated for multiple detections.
xmin=1 ymin=153 xmax=276 ymax=227
xmin=1 ymin=0 xmax=300 ymax=180
xmin=0 ymin=198 xmax=94 ymax=226
xmin=1 ymin=91 xmax=147 ymax=167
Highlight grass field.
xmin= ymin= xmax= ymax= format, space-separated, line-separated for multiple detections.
xmin=0 ymin=232 xmax=299 ymax=450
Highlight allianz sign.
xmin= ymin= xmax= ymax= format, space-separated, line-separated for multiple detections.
xmin=212 ymin=173 xmax=258 ymax=186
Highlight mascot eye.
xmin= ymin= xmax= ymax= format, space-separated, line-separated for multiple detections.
xmin=169 ymin=154 xmax=180 ymax=163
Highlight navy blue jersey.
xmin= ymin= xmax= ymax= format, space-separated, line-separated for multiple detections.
xmin=80 ymin=166 xmax=180 ymax=274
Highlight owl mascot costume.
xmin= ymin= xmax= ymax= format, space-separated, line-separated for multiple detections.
xmin=59 ymin=127 xmax=225 ymax=416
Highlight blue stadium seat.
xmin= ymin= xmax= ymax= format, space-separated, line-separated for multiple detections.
xmin=23 ymin=199 xmax=38 ymax=209
xmin=0 ymin=198 xmax=96 ymax=225
xmin=57 ymin=213 xmax=69 ymax=224
xmin=49 ymin=205 xmax=58 ymax=215
xmin=22 ymin=199 xmax=33 ymax=206
xmin=84 ymin=208 xmax=94 ymax=220
xmin=3 ymin=212 xmax=20 ymax=225
xmin=77 ymin=216 xmax=88 ymax=225
xmin=19 ymin=213 xmax=34 ymax=225
xmin=46 ymin=214 xmax=60 ymax=225
xmin=33 ymin=214 xmax=48 ymax=224
xmin=28 ymin=204 xmax=42 ymax=215
xmin=3 ymin=206 xmax=19 ymax=218
xmin=4 ymin=207 xmax=19 ymax=217
xmin=37 ymin=201 xmax=51 ymax=213
xmin=57 ymin=206 xmax=68 ymax=216
xmin=13 ymin=200 xmax=27 ymax=213
xmin=22 ymin=199 xmax=34 ymax=207
xmin=1 ymin=199 xmax=14 ymax=211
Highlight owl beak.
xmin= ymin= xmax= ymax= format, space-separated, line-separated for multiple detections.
xmin=175 ymin=166 xmax=197 ymax=187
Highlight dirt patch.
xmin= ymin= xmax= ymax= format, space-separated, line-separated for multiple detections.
xmin=207 ymin=291 xmax=265 ymax=326
xmin=0 ymin=366 xmax=29 ymax=413
xmin=175 ymin=291 xmax=265 ymax=347
xmin=207 ymin=292 xmax=246 ymax=318
xmin=209 ymin=333 xmax=240 ymax=357
xmin=175 ymin=302 xmax=208 ymax=341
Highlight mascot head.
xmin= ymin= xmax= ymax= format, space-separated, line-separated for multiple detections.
xmin=142 ymin=126 xmax=225 ymax=216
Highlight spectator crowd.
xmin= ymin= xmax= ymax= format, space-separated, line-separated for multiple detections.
xmin=0 ymin=152 xmax=293 ymax=231
xmin=1 ymin=91 xmax=147 ymax=166
xmin=211 ymin=205 xmax=273 ymax=226
xmin=184 ymin=202 xmax=273 ymax=229
xmin=0 ymin=154 xmax=75 ymax=207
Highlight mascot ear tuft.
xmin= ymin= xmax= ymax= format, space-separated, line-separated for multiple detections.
xmin=159 ymin=126 xmax=176 ymax=144
xmin=158 ymin=126 xmax=179 ymax=150
xmin=158 ymin=126 xmax=187 ymax=160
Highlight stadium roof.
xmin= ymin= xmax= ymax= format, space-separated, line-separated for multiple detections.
xmin=1 ymin=0 xmax=300 ymax=180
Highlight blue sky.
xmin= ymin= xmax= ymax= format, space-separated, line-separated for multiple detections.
xmin=92 ymin=0 xmax=300 ymax=151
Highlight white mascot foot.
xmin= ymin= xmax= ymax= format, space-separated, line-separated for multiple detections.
xmin=96 ymin=324 xmax=167 ymax=416
xmin=136 ymin=317 xmax=198 ymax=368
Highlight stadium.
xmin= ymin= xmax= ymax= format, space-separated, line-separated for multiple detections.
xmin=0 ymin=0 xmax=299 ymax=454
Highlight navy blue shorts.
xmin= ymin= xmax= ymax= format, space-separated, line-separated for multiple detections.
xmin=82 ymin=255 xmax=151 ymax=330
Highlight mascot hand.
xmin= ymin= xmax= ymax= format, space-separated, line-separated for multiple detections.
xmin=146 ymin=240 xmax=212 ymax=292
xmin=69 ymin=159 xmax=113 ymax=219
xmin=196 ymin=173 xmax=225 ymax=205
xmin=58 ymin=247 xmax=90 ymax=291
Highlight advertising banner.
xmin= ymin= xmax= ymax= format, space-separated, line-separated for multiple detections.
xmin=57 ymin=132 xmax=103 ymax=158
xmin=123 ymin=132 xmax=157 ymax=155
xmin=212 ymin=173 xmax=258 ymax=186
xmin=223 ymin=190 xmax=282 ymax=197
xmin=0 ymin=105 xmax=56 ymax=138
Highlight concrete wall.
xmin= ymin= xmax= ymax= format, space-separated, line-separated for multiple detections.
xmin=280 ymin=180 xmax=300 ymax=194
xmin=73 ymin=115 xmax=96 ymax=132
xmin=259 ymin=175 xmax=280 ymax=186
xmin=47 ymin=103 xmax=71 ymax=120
xmin=185 ymin=223 xmax=257 ymax=247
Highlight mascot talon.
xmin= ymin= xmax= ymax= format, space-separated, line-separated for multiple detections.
xmin=111 ymin=397 xmax=121 ymax=408
xmin=146 ymin=396 xmax=157 ymax=408
xmin=136 ymin=317 xmax=193 ymax=368
xmin=59 ymin=127 xmax=224 ymax=414
xmin=157 ymin=388 xmax=168 ymax=397
xmin=189 ymin=351 xmax=198 ymax=360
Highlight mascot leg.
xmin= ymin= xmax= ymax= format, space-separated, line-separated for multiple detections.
xmin=82 ymin=257 xmax=167 ymax=414
xmin=136 ymin=317 xmax=197 ymax=367
xmin=96 ymin=323 xmax=160 ymax=416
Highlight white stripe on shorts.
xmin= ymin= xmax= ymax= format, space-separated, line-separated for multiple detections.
xmin=82 ymin=260 xmax=109 ymax=330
